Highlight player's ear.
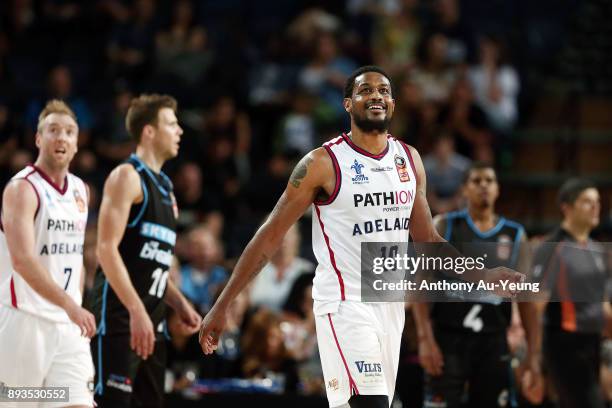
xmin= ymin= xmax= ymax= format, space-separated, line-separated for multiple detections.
xmin=142 ymin=124 xmax=155 ymax=142
xmin=343 ymin=97 xmax=352 ymax=114
xmin=388 ymin=98 xmax=395 ymax=116
xmin=35 ymin=131 xmax=42 ymax=149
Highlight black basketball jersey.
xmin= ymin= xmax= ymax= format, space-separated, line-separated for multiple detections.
xmin=90 ymin=154 xmax=177 ymax=337
xmin=432 ymin=209 xmax=524 ymax=334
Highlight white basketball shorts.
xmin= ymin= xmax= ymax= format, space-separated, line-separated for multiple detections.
xmin=314 ymin=301 xmax=405 ymax=407
xmin=0 ymin=305 xmax=95 ymax=408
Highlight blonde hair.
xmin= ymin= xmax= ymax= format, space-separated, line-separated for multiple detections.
xmin=37 ymin=99 xmax=77 ymax=132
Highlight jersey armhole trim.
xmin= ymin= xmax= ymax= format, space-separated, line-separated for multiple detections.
xmin=398 ymin=141 xmax=418 ymax=185
xmin=127 ymin=177 xmax=149 ymax=228
xmin=24 ymin=173 xmax=41 ymax=220
xmin=314 ymin=145 xmax=342 ymax=206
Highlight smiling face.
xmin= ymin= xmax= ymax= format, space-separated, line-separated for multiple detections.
xmin=36 ymin=112 xmax=79 ymax=170
xmin=345 ymin=72 xmax=395 ymax=133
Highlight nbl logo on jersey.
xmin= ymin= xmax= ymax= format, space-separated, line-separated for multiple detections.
xmin=350 ymin=159 xmax=369 ymax=184
xmin=394 ymin=154 xmax=410 ymax=182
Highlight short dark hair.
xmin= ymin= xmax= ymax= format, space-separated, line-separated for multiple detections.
xmin=463 ymin=161 xmax=496 ymax=184
xmin=558 ymin=178 xmax=596 ymax=206
xmin=125 ymin=94 xmax=178 ymax=142
xmin=343 ymin=65 xmax=392 ymax=99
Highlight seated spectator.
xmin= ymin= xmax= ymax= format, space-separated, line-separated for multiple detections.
xmin=241 ymin=309 xmax=299 ymax=393
xmin=468 ymin=35 xmax=520 ymax=134
xmin=95 ymin=86 xmax=136 ymax=168
xmin=106 ymin=0 xmax=159 ymax=84
xmin=155 ymin=0 xmax=212 ymax=87
xmin=276 ymin=90 xmax=317 ymax=156
xmin=298 ymin=32 xmax=357 ymax=123
xmin=0 ymin=101 xmax=18 ymax=187
xmin=371 ymin=0 xmax=421 ymax=79
xmin=24 ymin=65 xmax=93 ymax=149
xmin=438 ymin=77 xmax=493 ymax=162
xmin=423 ymin=131 xmax=471 ymax=214
xmin=180 ymin=226 xmax=228 ymax=313
xmin=411 ymin=33 xmax=457 ymax=104
xmin=202 ymin=95 xmax=251 ymax=189
xmin=173 ymin=162 xmax=222 ymax=230
xmin=281 ymin=273 xmax=317 ymax=361
xmin=250 ymin=223 xmax=314 ymax=312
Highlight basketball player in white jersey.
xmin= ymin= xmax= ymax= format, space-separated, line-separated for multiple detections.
xmin=199 ymin=66 xmax=523 ymax=408
xmin=0 ymin=100 xmax=96 ymax=407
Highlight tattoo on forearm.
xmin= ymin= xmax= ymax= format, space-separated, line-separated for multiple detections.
xmin=289 ymin=157 xmax=313 ymax=188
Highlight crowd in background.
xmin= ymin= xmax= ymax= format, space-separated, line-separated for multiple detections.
xmin=0 ymin=0 xmax=590 ymax=405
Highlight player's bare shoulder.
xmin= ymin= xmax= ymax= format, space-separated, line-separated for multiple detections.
xmin=2 ymin=177 xmax=39 ymax=214
xmin=288 ymin=147 xmax=334 ymax=190
xmin=103 ymin=163 xmax=143 ymax=204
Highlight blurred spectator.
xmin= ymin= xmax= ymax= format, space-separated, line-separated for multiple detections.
xmin=287 ymin=8 xmax=342 ymax=55
xmin=250 ymin=223 xmax=314 ymax=312
xmin=180 ymin=227 xmax=228 ymax=314
xmin=281 ymin=273 xmax=316 ymax=360
xmin=424 ymin=0 xmax=475 ymax=64
xmin=241 ymin=309 xmax=299 ymax=393
xmin=154 ymin=0 xmax=213 ymax=88
xmin=468 ymin=35 xmax=520 ymax=134
xmin=202 ymin=95 xmax=251 ymax=186
xmin=24 ymin=65 xmax=93 ymax=148
xmin=390 ymin=77 xmax=438 ymax=151
xmin=281 ymin=273 xmax=323 ymax=395
xmin=371 ymin=0 xmax=421 ymax=79
xmin=412 ymin=33 xmax=457 ymax=104
xmin=275 ymin=90 xmax=317 ymax=156
xmin=423 ymin=131 xmax=471 ymax=214
xmin=172 ymin=162 xmax=222 ymax=230
xmin=438 ymin=77 xmax=493 ymax=162
xmin=95 ymin=87 xmax=136 ymax=168
xmin=209 ymin=289 xmax=250 ymax=378
xmin=298 ymin=32 xmax=357 ymax=123
xmin=0 ymin=102 xmax=18 ymax=186
xmin=107 ymin=0 xmax=159 ymax=84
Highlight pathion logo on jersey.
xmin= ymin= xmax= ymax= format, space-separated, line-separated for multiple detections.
xmin=350 ymin=159 xmax=369 ymax=184
xmin=140 ymin=241 xmax=173 ymax=267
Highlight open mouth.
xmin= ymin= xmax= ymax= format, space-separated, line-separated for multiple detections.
xmin=367 ymin=103 xmax=386 ymax=112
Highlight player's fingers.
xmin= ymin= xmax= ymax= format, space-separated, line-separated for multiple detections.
xmin=145 ymin=330 xmax=155 ymax=359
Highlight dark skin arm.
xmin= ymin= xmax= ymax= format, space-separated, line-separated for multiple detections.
xmin=407 ymin=145 xmax=523 ymax=290
xmin=199 ymin=148 xmax=334 ymax=353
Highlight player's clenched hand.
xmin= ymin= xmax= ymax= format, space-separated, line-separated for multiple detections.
xmin=129 ymin=304 xmax=155 ymax=360
xmin=199 ymin=305 xmax=228 ymax=355
xmin=418 ymin=336 xmax=444 ymax=376
xmin=485 ymin=267 xmax=525 ymax=298
xmin=65 ymin=301 xmax=97 ymax=338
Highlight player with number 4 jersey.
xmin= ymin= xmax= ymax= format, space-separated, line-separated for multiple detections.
xmin=413 ymin=163 xmax=543 ymax=408
xmin=88 ymin=94 xmax=200 ymax=408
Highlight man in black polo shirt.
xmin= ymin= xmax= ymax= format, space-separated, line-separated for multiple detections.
xmin=534 ymin=178 xmax=611 ymax=408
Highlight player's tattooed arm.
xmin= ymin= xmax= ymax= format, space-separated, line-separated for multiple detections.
xmin=289 ymin=156 xmax=314 ymax=188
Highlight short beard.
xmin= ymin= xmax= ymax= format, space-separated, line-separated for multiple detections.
xmin=353 ymin=114 xmax=391 ymax=133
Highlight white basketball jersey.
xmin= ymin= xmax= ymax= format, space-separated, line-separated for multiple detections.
xmin=312 ymin=134 xmax=418 ymax=303
xmin=0 ymin=165 xmax=88 ymax=322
